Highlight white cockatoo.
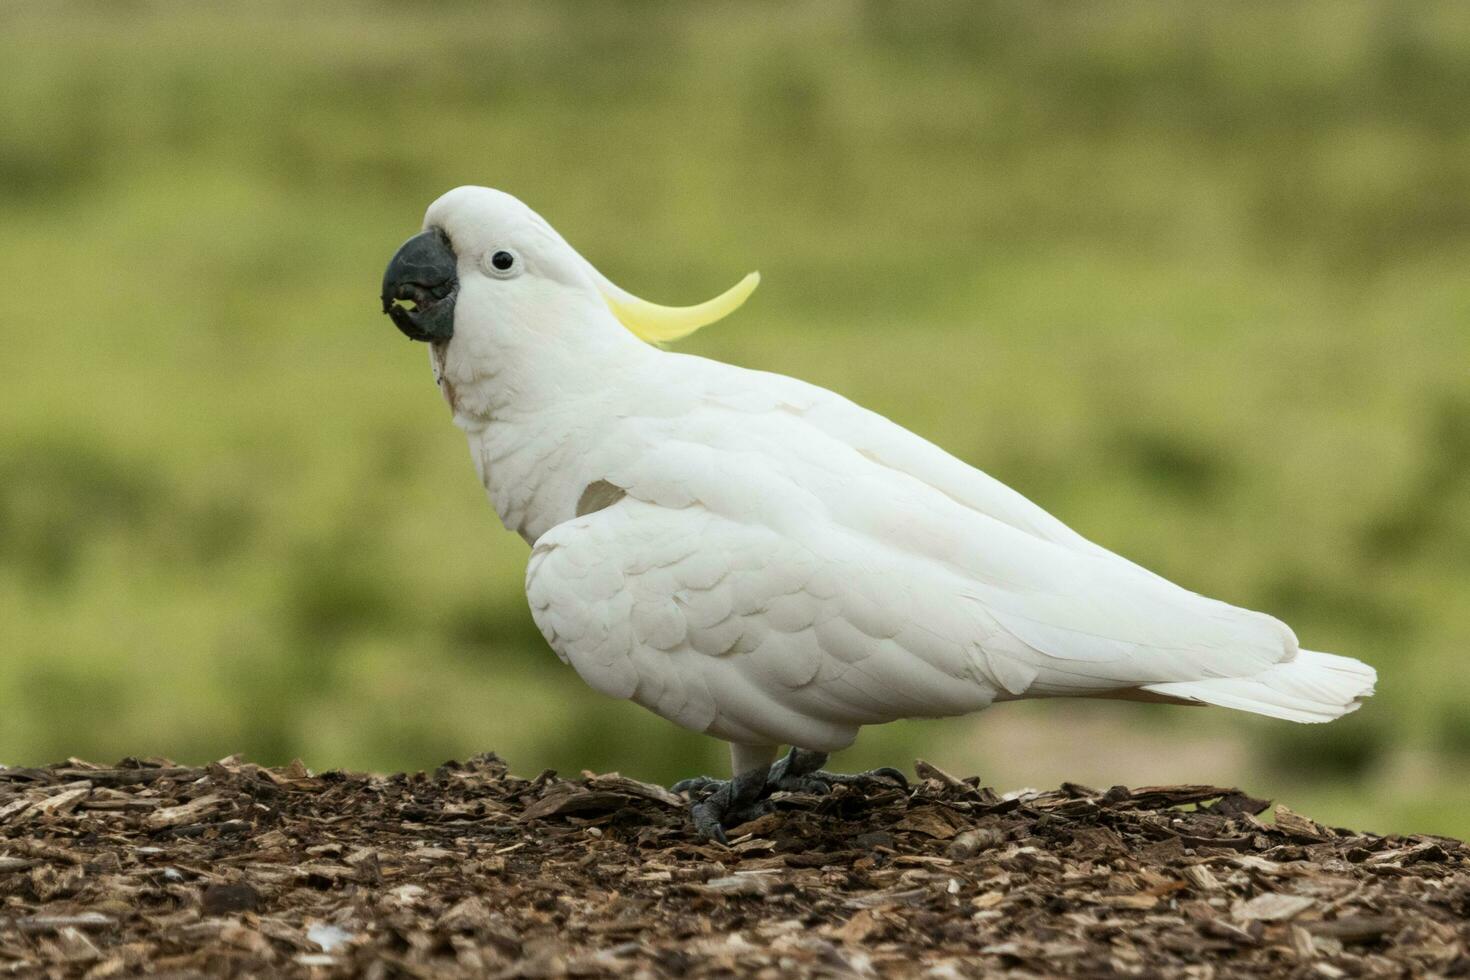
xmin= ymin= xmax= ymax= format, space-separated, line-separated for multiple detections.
xmin=381 ymin=186 xmax=1376 ymax=839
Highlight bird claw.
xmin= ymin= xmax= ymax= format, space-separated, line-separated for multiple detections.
xmin=816 ymin=766 xmax=910 ymax=789
xmin=690 ymin=800 xmax=728 ymax=845
xmin=689 ymin=797 xmax=773 ymax=845
xmin=676 ymin=764 xmax=773 ymax=843
xmin=674 ymin=750 xmax=909 ymax=842
xmin=769 ymin=766 xmax=908 ymax=795
xmin=671 ymin=775 xmax=723 ymax=795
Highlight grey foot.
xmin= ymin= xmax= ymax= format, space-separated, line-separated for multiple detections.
xmin=675 ymin=766 xmax=772 ymax=844
xmin=766 ymin=748 xmax=909 ymax=795
xmin=673 ymin=748 xmax=909 ymax=844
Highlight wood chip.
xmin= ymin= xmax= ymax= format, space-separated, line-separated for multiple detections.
xmin=16 ymin=913 xmax=116 ymax=934
xmin=895 ymin=806 xmax=963 ymax=839
xmin=1 ymin=754 xmax=1463 ymax=977
xmin=1307 ymin=916 xmax=1400 ymax=943
xmin=1097 ymin=893 xmax=1159 ymax=910
xmin=695 ymin=874 xmax=774 ymax=896
xmin=947 ymin=826 xmax=1003 ymax=859
xmin=30 ymin=783 xmax=93 ymax=818
xmin=1235 ymin=892 xmax=1315 ymax=922
xmin=1274 ymin=805 xmax=1330 ymax=841
xmin=144 ymin=793 xmax=227 ymax=829
xmin=913 ymin=759 xmax=967 ymax=789
xmin=830 ymin=908 xmax=882 ymax=944
xmin=1182 ymin=864 xmax=1222 ymax=891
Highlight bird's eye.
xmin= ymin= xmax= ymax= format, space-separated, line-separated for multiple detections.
xmin=481 ymin=248 xmax=521 ymax=279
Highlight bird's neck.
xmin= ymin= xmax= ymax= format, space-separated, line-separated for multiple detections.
xmin=433 ymin=316 xmax=654 ymax=542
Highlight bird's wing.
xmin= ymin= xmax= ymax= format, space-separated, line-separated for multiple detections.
xmin=528 ymin=357 xmax=1364 ymax=742
xmin=526 ymin=492 xmax=1015 ymax=751
xmin=525 ymin=447 xmax=1292 ymax=751
xmin=663 ymin=359 xmax=1307 ymax=678
xmin=683 ymin=359 xmax=1116 ymax=557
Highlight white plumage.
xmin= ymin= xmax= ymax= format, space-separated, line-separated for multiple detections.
xmin=403 ymin=186 xmax=1376 ymax=768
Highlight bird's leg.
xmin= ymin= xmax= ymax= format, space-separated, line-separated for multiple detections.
xmin=671 ymin=744 xmax=777 ymax=797
xmin=764 ymin=747 xmax=909 ymax=795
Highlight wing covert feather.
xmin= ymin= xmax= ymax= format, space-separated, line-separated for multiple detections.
xmin=525 ymin=496 xmax=1004 ymax=751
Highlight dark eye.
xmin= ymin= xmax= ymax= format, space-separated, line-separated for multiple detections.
xmin=490 ymin=250 xmax=515 ymax=271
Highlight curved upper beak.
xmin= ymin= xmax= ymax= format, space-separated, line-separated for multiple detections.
xmin=381 ymin=229 xmax=459 ymax=342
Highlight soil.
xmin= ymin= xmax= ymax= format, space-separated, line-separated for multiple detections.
xmin=2 ymin=754 xmax=1467 ymax=978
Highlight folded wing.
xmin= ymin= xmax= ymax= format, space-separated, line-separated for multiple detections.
xmin=525 ymin=362 xmax=1374 ymax=746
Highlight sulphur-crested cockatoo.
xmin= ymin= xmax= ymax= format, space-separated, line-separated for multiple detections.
xmin=381 ymin=187 xmax=1375 ymax=840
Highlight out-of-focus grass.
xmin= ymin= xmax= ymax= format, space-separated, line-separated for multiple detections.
xmin=2 ymin=1 xmax=1468 ymax=835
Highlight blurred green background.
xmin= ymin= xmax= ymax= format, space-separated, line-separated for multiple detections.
xmin=2 ymin=1 xmax=1468 ymax=837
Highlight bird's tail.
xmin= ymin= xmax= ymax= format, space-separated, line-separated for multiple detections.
xmin=1139 ymin=649 xmax=1377 ymax=724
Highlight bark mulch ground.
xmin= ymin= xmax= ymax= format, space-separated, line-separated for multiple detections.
xmin=2 ymin=754 xmax=1467 ymax=978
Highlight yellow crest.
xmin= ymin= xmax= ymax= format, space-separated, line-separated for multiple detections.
xmin=596 ymin=271 xmax=761 ymax=344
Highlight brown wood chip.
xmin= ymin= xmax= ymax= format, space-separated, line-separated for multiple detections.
xmin=143 ymin=793 xmax=228 ymax=829
xmin=1 ymin=754 xmax=1465 ymax=978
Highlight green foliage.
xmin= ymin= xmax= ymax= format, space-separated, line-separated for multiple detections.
xmin=2 ymin=1 xmax=1468 ymax=835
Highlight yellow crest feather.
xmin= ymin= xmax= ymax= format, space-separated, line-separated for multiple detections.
xmin=602 ymin=272 xmax=760 ymax=343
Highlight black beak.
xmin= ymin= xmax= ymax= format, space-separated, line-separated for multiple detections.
xmin=381 ymin=228 xmax=459 ymax=342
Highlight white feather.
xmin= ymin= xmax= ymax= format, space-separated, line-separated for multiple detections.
xmin=417 ymin=186 xmax=1376 ymax=757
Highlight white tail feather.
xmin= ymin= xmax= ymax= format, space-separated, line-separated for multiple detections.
xmin=1140 ymin=649 xmax=1377 ymax=724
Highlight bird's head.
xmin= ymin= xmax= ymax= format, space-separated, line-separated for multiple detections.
xmin=380 ymin=186 xmax=759 ymax=348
